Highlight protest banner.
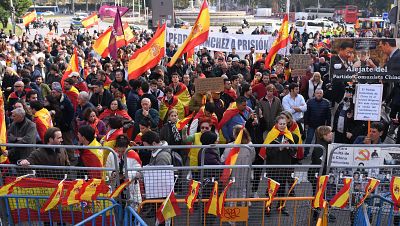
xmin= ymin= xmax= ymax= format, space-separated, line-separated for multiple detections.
xmin=354 ymin=84 xmax=383 ymax=122
xmin=194 ymin=77 xmax=224 ymax=93
xmin=330 ymin=38 xmax=400 ymax=81
xmin=166 ymin=28 xmax=290 ymax=54
xmin=290 ymin=54 xmax=311 ymax=76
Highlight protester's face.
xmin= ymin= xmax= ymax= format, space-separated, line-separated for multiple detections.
xmin=14 ymin=102 xmax=23 ymax=109
xmin=277 ymin=118 xmax=287 ymax=132
xmin=237 ymin=101 xmax=247 ymax=112
xmin=28 ymin=94 xmax=38 ymax=102
xmin=14 ymin=83 xmax=24 ymax=92
xmin=150 ymin=84 xmax=158 ymax=91
xmin=315 ymin=90 xmax=323 ymax=100
xmin=139 ymin=125 xmax=150 ymax=134
xmin=77 ymin=132 xmax=85 ymax=144
xmin=370 ymin=128 xmax=382 ymax=142
xmin=166 ymin=91 xmax=173 ymax=99
xmin=36 ymin=76 xmax=43 ymax=84
xmin=292 ymin=87 xmax=299 ymax=95
xmin=11 ymin=112 xmax=24 ymax=123
xmin=141 ymin=100 xmax=150 ymax=110
xmin=232 ymin=78 xmax=239 ymax=86
xmin=202 ymin=57 xmax=208 ymax=64
xmin=266 ymin=90 xmax=274 ymax=98
xmin=200 ymin=122 xmax=211 ymax=133
xmin=64 ymin=82 xmax=72 ymax=90
xmin=50 ymin=131 xmax=63 ymax=145
xmin=172 ymin=75 xmax=179 ymax=83
xmin=183 ymin=75 xmax=190 ymax=84
xmin=93 ymin=85 xmax=101 ymax=94
xmin=224 ymin=81 xmax=232 ymax=89
xmin=157 ymin=79 xmax=164 ymax=88
xmin=88 ymin=111 xmax=96 ymax=123
xmin=323 ymin=131 xmax=333 ymax=143
xmin=169 ymin=112 xmax=178 ymax=123
xmin=115 ymin=72 xmax=123 ymax=81
xmin=246 ymin=87 xmax=252 ymax=96
xmin=262 ymin=75 xmax=269 ymax=84
xmin=110 ymin=100 xmax=118 ymax=111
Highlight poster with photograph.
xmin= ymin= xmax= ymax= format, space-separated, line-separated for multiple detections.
xmin=330 ymin=38 xmax=400 ymax=81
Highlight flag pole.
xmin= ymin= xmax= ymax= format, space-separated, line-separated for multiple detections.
xmin=161 ymin=177 xmax=179 ymax=213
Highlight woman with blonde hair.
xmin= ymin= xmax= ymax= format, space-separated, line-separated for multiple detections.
xmin=221 ymin=125 xmax=255 ymax=204
xmin=307 ymin=72 xmax=323 ymax=100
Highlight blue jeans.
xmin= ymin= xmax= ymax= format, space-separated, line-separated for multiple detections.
xmin=304 ymin=127 xmax=316 ymax=157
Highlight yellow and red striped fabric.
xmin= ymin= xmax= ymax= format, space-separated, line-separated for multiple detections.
xmin=23 ymin=11 xmax=37 ymax=27
xmin=313 ymin=175 xmax=329 ymax=208
xmin=220 ymin=127 xmax=244 ymax=184
xmin=40 ymin=180 xmax=65 ymax=213
xmin=329 ymin=177 xmax=352 ymax=208
xmin=82 ymin=13 xmax=99 ymax=29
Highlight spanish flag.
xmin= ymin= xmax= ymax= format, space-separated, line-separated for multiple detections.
xmin=356 ymin=177 xmax=380 ymax=208
xmin=61 ymin=47 xmax=79 ymax=88
xmin=218 ymin=102 xmax=241 ymax=130
xmin=93 ymin=27 xmax=112 ymax=58
xmin=259 ymin=125 xmax=294 ymax=160
xmin=0 ymin=175 xmax=30 ymax=196
xmin=128 ymin=24 xmax=166 ymax=80
xmin=77 ymin=179 xmax=109 ymax=202
xmin=176 ymin=112 xmax=195 ymax=131
xmin=390 ymin=177 xmax=400 ymax=208
xmin=278 ymin=177 xmax=298 ymax=210
xmin=40 ymin=179 xmax=65 ymax=213
xmin=0 ymin=87 xmax=7 ymax=161
xmin=289 ymin=121 xmax=303 ymax=159
xmin=205 ymin=181 xmax=219 ymax=216
xmin=109 ymin=179 xmax=132 ymax=199
xmin=218 ymin=180 xmax=234 ymax=216
xmin=264 ymin=14 xmax=290 ymax=68
xmin=33 ymin=108 xmax=53 ymax=142
xmin=167 ymin=0 xmax=210 ymax=66
xmin=81 ymin=13 xmax=99 ymax=29
xmin=23 ymin=11 xmax=37 ymax=27
xmin=266 ymin=178 xmax=280 ymax=212
xmin=185 ymin=179 xmax=200 ymax=213
xmin=62 ymin=179 xmax=84 ymax=206
xmin=172 ymin=82 xmax=191 ymax=109
xmin=329 ymin=177 xmax=352 ymax=208
xmin=313 ymin=175 xmax=329 ymax=208
xmin=116 ymin=23 xmax=135 ymax=48
xmin=156 ymin=191 xmax=181 ymax=223
xmin=80 ymin=139 xmax=106 ymax=178
xmin=220 ymin=127 xmax=244 ymax=185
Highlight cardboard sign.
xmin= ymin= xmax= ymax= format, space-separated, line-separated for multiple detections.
xmin=354 ymin=84 xmax=383 ymax=121
xmin=290 ymin=54 xmax=311 ymax=70
xmin=194 ymin=77 xmax=224 ymax=93
xmin=220 ymin=207 xmax=249 ymax=222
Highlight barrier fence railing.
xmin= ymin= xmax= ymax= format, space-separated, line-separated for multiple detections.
xmin=0 ymin=144 xmax=121 ymax=226
xmin=124 ymin=206 xmax=148 ymax=226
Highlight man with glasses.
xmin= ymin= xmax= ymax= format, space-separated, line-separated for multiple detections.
xmin=7 ymin=81 xmax=26 ymax=112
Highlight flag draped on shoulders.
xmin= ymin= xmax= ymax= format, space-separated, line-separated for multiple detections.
xmin=264 ymin=14 xmax=291 ymax=68
xmin=313 ymin=175 xmax=329 ymax=208
xmin=80 ymin=139 xmax=105 ymax=178
xmin=218 ymin=102 xmax=240 ymax=130
xmin=171 ymin=82 xmax=191 ymax=108
xmin=93 ymin=27 xmax=112 ymax=58
xmin=23 ymin=11 xmax=37 ymax=27
xmin=33 ymin=108 xmax=54 ymax=142
xmin=259 ymin=125 xmax=294 ymax=160
xmin=61 ymin=47 xmax=79 ymax=88
xmin=205 ymin=181 xmax=219 ymax=216
xmin=266 ymin=178 xmax=280 ymax=212
xmin=185 ymin=179 xmax=200 ymax=213
xmin=81 ymin=13 xmax=99 ymax=29
xmin=176 ymin=112 xmax=195 ymax=131
xmin=62 ymin=179 xmax=84 ymax=206
xmin=40 ymin=179 xmax=65 ymax=212
xmin=289 ymin=122 xmax=303 ymax=159
xmin=356 ymin=177 xmax=380 ymax=208
xmin=220 ymin=127 xmax=244 ymax=184
xmin=218 ymin=181 xmax=234 ymax=215
xmin=128 ymin=24 xmax=166 ymax=80
xmin=156 ymin=191 xmax=181 ymax=223
xmin=168 ymin=0 xmax=210 ymax=66
xmin=77 ymin=179 xmax=109 ymax=202
xmin=329 ymin=177 xmax=352 ymax=208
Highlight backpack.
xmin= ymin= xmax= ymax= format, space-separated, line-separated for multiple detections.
xmin=168 ymin=149 xmax=183 ymax=167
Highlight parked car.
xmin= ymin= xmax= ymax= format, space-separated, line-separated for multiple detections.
xmin=174 ymin=18 xmax=189 ymax=29
xmin=41 ymin=11 xmax=55 ymax=16
xmin=70 ymin=17 xmax=83 ymax=29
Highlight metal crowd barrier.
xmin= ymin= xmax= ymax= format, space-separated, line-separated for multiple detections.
xmin=124 ymin=206 xmax=148 ymax=226
xmin=325 ymin=144 xmax=400 ymax=226
xmin=0 ymin=144 xmax=120 ymax=226
xmin=122 ymin=144 xmax=326 ymax=226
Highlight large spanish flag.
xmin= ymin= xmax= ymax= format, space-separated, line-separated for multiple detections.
xmin=93 ymin=27 xmax=112 ymax=58
xmin=356 ymin=177 xmax=380 ymax=208
xmin=40 ymin=180 xmax=65 ymax=213
xmin=265 ymin=178 xmax=280 ymax=212
xmin=205 ymin=181 xmax=219 ymax=216
xmin=82 ymin=13 xmax=99 ymax=29
xmin=62 ymin=179 xmax=84 ymax=206
xmin=218 ymin=180 xmax=234 ymax=216
xmin=77 ymin=179 xmax=109 ymax=202
xmin=264 ymin=14 xmax=290 ymax=68
xmin=329 ymin=177 xmax=352 ymax=208
xmin=0 ymin=87 xmax=7 ymax=156
xmin=313 ymin=175 xmax=329 ymax=208
xmin=61 ymin=47 xmax=79 ymax=88
xmin=156 ymin=191 xmax=181 ymax=223
xmin=390 ymin=177 xmax=400 ymax=208
xmin=220 ymin=127 xmax=244 ymax=184
xmin=185 ymin=179 xmax=200 ymax=213
xmin=128 ymin=24 xmax=166 ymax=80
xmin=259 ymin=125 xmax=294 ymax=160
xmin=167 ymin=0 xmax=210 ymax=66
xmin=23 ymin=11 xmax=37 ymax=27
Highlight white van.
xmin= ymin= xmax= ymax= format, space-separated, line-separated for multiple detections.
xmin=74 ymin=12 xmax=89 ymax=19
xmin=295 ymin=19 xmax=333 ymax=37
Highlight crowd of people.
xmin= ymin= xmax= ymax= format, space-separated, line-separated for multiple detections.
xmin=0 ymin=20 xmax=395 ymax=218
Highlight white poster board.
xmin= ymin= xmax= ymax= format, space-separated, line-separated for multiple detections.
xmin=143 ymin=166 xmax=175 ymax=199
xmin=354 ymin=84 xmax=383 ymax=121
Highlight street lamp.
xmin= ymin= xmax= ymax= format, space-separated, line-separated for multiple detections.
xmin=10 ymin=0 xmax=16 ymax=34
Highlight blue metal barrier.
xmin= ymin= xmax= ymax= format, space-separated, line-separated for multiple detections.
xmin=124 ymin=206 xmax=148 ymax=226
xmin=354 ymin=195 xmax=397 ymax=226
xmin=1 ymin=195 xmax=119 ymax=226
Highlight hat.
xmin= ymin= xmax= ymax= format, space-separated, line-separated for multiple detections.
xmin=52 ymin=82 xmax=62 ymax=92
xmin=232 ymin=57 xmax=239 ymax=62
xmin=68 ymin=72 xmax=79 ymax=78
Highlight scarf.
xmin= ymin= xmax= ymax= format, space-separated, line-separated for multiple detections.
xmin=169 ymin=120 xmax=181 ymax=143
xmin=89 ymin=118 xmax=100 ymax=135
